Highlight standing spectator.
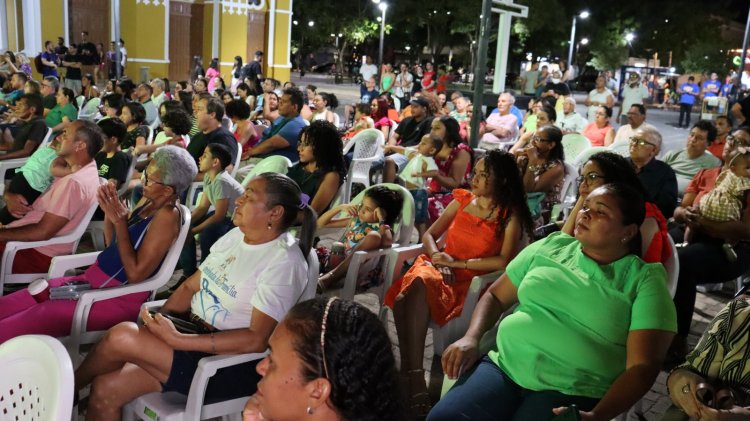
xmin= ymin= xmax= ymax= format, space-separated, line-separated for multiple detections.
xmin=78 ymin=31 xmax=98 ymax=78
xmin=240 ymin=51 xmax=264 ymax=95
xmin=605 ymin=70 xmax=618 ymax=95
xmin=663 ymin=120 xmax=722 ymax=192
xmin=94 ymin=43 xmax=106 ymax=85
xmin=359 ymin=56 xmax=378 ymax=86
xmin=534 ymin=65 xmax=550 ymax=97
xmin=380 ymin=63 xmax=396 ymax=95
xmin=61 ymin=44 xmax=82 ymax=95
xmin=412 ymin=63 xmax=424 ymax=96
xmin=437 ymin=65 xmax=449 ymax=94
xmin=40 ymin=41 xmax=59 ymax=78
xmin=585 ymin=75 xmax=615 ymax=122
xmin=205 ymin=58 xmax=221 ymax=93
xmin=116 ymin=39 xmax=127 ymax=73
xmin=618 ymin=72 xmax=649 ymax=125
xmin=677 ymin=76 xmax=700 ymax=128
xmin=521 ymin=62 xmax=540 ymax=96
xmin=191 ymin=56 xmax=205 ymax=82
xmin=230 ymin=55 xmax=243 ymax=93
xmin=394 ymin=62 xmax=414 ymax=105
xmin=422 ymin=62 xmax=436 ymax=93
xmin=54 ymin=37 xmax=68 ymax=56
xmin=478 ymin=92 xmax=519 ymax=150
xmin=702 ymin=72 xmax=721 ymax=98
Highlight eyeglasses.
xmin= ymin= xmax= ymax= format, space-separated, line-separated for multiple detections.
xmin=532 ymin=134 xmax=553 ymax=143
xmin=727 ymin=135 xmax=750 ymax=147
xmin=576 ymin=172 xmax=607 ymax=186
xmin=141 ymin=171 xmax=172 ymax=189
xmin=629 ymin=137 xmax=656 ymax=148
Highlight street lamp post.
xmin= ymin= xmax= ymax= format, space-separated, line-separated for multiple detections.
xmin=377 ymin=3 xmax=388 ymax=72
xmin=567 ymin=10 xmax=589 ymax=68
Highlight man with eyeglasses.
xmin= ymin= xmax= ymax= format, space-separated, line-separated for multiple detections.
xmin=663 ymin=120 xmax=722 ymax=193
xmin=627 ymin=126 xmax=678 ymax=218
xmin=40 ymin=76 xmax=59 ymax=117
xmin=613 ymin=104 xmax=656 ymax=145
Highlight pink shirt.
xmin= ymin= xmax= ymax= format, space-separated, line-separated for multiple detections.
xmin=9 ymin=161 xmax=100 ymax=256
xmin=206 ymin=68 xmax=221 ymax=92
xmin=480 ymin=112 xmax=518 ymax=145
xmin=582 ymin=123 xmax=611 ymax=147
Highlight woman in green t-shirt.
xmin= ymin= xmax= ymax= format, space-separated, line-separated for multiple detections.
xmin=429 ymin=183 xmax=677 ymax=421
xmin=45 ymin=87 xmax=77 ymax=133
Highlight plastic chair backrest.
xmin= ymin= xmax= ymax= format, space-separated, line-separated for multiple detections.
xmin=241 ymin=155 xmax=292 ymax=187
xmin=229 ymin=142 xmax=242 ymax=177
xmin=39 ymin=127 xmax=53 ymax=149
xmin=118 ymin=154 xmax=138 ymax=196
xmin=0 ymin=335 xmax=74 ymax=421
xmin=332 ymin=113 xmax=341 ymax=128
xmin=302 ymin=248 xmax=319 ymax=302
xmin=347 ymin=183 xmax=415 ymax=246
xmin=572 ymin=146 xmax=610 ymax=170
xmin=352 ymin=129 xmax=384 ymax=160
xmin=559 ymin=162 xmax=578 ymax=205
xmin=343 ymin=128 xmax=382 ymax=155
xmin=608 ymin=139 xmax=631 ymax=157
xmin=562 ymin=133 xmax=591 ymax=163
xmin=664 ymin=234 xmax=679 ymax=298
xmin=393 ymin=96 xmax=401 ymax=112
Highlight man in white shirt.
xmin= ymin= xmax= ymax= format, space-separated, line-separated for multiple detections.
xmin=478 ymin=92 xmax=518 ymax=150
xmin=557 ymin=97 xmax=588 ymax=134
xmin=359 ymin=56 xmax=378 ymax=85
xmin=613 ymin=104 xmax=656 ymax=145
xmin=618 ymin=72 xmax=649 ymax=125
xmin=150 ymin=78 xmax=167 ymax=109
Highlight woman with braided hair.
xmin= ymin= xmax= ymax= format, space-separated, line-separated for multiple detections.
xmin=243 ymin=297 xmax=403 ymax=421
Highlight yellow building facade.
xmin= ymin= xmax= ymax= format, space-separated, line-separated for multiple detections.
xmin=1 ymin=0 xmax=293 ymax=84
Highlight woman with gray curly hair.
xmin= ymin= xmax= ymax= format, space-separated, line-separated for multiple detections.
xmin=0 ymin=145 xmax=198 ymax=344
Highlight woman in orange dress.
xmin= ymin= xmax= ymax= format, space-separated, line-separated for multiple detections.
xmin=384 ymin=149 xmax=534 ymax=417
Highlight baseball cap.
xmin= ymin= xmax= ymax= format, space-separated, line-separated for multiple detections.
xmin=410 ymin=97 xmax=429 ymax=108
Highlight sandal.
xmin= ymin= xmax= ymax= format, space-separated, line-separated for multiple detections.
xmin=402 ymin=369 xmax=431 ymax=420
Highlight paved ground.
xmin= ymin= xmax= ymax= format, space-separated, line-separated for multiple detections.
xmin=290 ymin=71 xmax=737 ymax=420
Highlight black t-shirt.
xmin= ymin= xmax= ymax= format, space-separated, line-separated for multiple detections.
xmin=122 ymin=125 xmax=149 ymax=150
xmin=95 ymin=150 xmax=132 ymax=185
xmin=395 ymin=116 xmax=434 ymax=147
xmin=187 ymin=127 xmax=238 ymax=166
xmin=42 ymin=94 xmax=57 ymax=110
xmin=78 ymin=42 xmax=98 ymax=65
xmin=64 ymin=54 xmax=82 ymax=80
xmin=13 ymin=117 xmax=47 ymax=152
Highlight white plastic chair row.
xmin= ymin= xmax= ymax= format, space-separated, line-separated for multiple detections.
xmin=121 ymin=248 xmax=320 ymax=421
xmin=240 ymin=155 xmax=292 ymax=188
xmin=86 ymin=154 xmax=138 ymax=251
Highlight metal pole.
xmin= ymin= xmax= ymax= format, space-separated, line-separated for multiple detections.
xmin=469 ymin=0 xmax=492 ymax=149
xmin=567 ymin=16 xmax=576 ymax=70
xmin=378 ymin=9 xmax=385 ymax=72
xmin=113 ymin=0 xmax=121 ymax=79
xmin=736 ymin=6 xmax=750 ymax=102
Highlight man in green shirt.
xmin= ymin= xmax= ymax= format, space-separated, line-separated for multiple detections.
xmin=663 ymin=120 xmax=722 ymax=193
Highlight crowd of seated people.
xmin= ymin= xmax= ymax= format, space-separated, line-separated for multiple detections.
xmin=1 ymin=53 xmax=748 ymax=421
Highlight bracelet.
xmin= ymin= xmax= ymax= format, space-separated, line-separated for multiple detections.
xmin=210 ymin=332 xmax=216 ymax=354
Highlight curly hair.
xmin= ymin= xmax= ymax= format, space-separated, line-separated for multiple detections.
xmin=298 ymin=120 xmax=347 ymax=185
xmin=435 ymin=115 xmax=463 ymax=148
xmin=284 ymin=298 xmax=404 ymax=421
xmin=318 ymin=92 xmax=339 ymax=109
xmin=484 ymin=149 xmax=535 ymax=239
xmin=225 ymin=99 xmax=251 ymax=120
xmin=364 ymin=185 xmax=404 ymax=227
xmin=161 ymin=109 xmax=192 ymax=136
xmin=420 ymin=91 xmax=441 ymax=115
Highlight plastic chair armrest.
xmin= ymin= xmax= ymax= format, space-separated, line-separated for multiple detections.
xmin=47 ymin=252 xmax=100 ymax=279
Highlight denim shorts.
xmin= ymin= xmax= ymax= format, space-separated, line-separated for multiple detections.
xmin=410 ymin=188 xmax=429 ymax=224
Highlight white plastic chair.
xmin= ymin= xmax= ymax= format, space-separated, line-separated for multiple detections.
xmin=561 ymin=133 xmax=591 ymax=164
xmin=332 ymin=112 xmax=341 ymax=129
xmin=343 ymin=129 xmax=385 ymax=203
xmin=608 ymin=139 xmax=631 ymax=157
xmin=550 ymin=162 xmax=579 ymax=222
xmin=0 ymin=335 xmax=74 ymax=421
xmin=78 ymin=97 xmax=101 ymax=121
xmin=0 ymin=127 xmax=53 ymax=196
xmin=324 ymin=183 xmax=416 ymax=300
xmin=378 ymin=237 xmax=502 ymax=355
xmin=664 ymin=234 xmax=679 ymax=298
xmin=393 ymin=96 xmax=401 ymax=112
xmin=52 ymin=205 xmax=191 ymax=364
xmin=571 ymin=146 xmax=610 ymax=170
xmin=121 ymin=248 xmax=319 ymax=421
xmin=240 ymin=155 xmax=292 ymax=187
xmin=0 ymin=200 xmax=100 ymax=293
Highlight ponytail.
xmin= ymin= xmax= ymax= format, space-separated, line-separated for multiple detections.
xmin=297 ymin=205 xmax=317 ymax=257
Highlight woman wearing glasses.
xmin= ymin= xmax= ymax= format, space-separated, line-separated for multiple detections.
xmin=562 ymin=151 xmax=672 ymax=265
xmin=667 ymin=126 xmax=750 ymax=365
xmin=514 ymin=124 xmax=565 ymax=225
xmin=0 ymin=145 xmax=197 ymax=344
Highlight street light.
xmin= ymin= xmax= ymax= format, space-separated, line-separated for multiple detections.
xmin=567 ymin=10 xmax=589 ymax=68
xmin=376 ymin=2 xmax=388 ymax=72
xmin=580 ymin=37 xmax=589 ymax=45
xmin=625 ymin=32 xmax=635 ymax=43
xmin=308 ymin=20 xmax=314 ymax=27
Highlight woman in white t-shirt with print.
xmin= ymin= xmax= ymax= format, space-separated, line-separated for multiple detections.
xmin=75 ymin=173 xmax=317 ymax=419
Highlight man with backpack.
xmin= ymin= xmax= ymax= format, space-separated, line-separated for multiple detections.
xmin=240 ymin=51 xmax=264 ymax=95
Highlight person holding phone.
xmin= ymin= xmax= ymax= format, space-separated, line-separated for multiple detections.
xmin=427 ymin=183 xmax=677 ymax=421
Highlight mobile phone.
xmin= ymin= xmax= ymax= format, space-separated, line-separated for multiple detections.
xmin=551 ymin=406 xmax=581 ymax=421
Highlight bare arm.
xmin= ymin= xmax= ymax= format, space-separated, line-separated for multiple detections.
xmin=603 ymin=127 xmax=616 ymax=147
xmin=0 ymin=212 xmax=68 ymax=241
xmin=192 ymin=197 xmax=229 ymax=235
xmin=246 ymin=134 xmax=289 ymax=157
xmin=309 ymin=172 xmax=341 ymax=215
xmin=432 ymin=149 xmax=470 ymax=190
xmin=316 ymin=204 xmax=353 ymax=229
xmin=437 ymin=215 xmax=526 ymax=273
xmin=0 ymin=139 xmax=40 ymax=160
xmin=606 ymin=94 xmax=615 ymax=108
xmin=421 ymin=199 xmax=461 ymax=256
xmin=49 ymin=156 xmax=72 ymax=178
xmin=522 ymin=160 xmax=564 ymax=194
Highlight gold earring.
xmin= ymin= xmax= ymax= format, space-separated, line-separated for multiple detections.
xmin=267 ymin=221 xmax=272 ymax=230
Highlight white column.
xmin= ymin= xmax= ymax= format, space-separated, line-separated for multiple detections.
xmin=164 ymin=0 xmax=169 ymax=62
xmin=0 ymin=0 xmax=7 ymax=51
xmin=492 ymin=11 xmax=512 ymax=93
xmin=267 ymin=0 xmax=276 ymax=69
xmin=63 ymin=0 xmax=69 ymax=45
xmin=212 ymin=0 xmax=220 ymax=59
xmin=21 ymin=0 xmax=42 ymax=55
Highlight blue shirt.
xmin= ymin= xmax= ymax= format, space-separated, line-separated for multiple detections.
xmin=360 ymin=86 xmax=380 ymax=104
xmin=679 ymin=83 xmax=700 ymax=105
xmin=702 ymin=80 xmax=721 ymax=98
xmin=40 ymin=52 xmax=59 ymax=78
xmin=257 ymin=115 xmax=306 ymax=162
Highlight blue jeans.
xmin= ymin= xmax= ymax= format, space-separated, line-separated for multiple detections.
xmin=179 ymin=212 xmax=234 ymax=277
xmin=427 ymin=357 xmax=599 ymax=421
